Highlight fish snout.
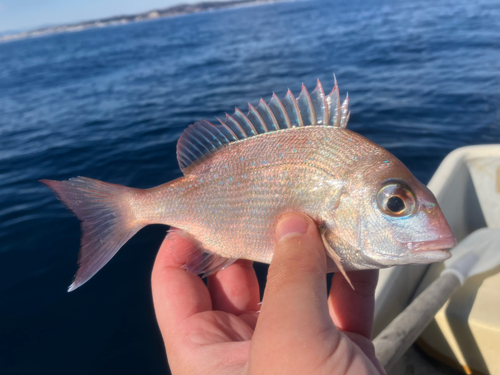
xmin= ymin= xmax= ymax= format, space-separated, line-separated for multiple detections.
xmin=423 ymin=201 xmax=456 ymax=243
xmin=405 ymin=203 xmax=456 ymax=262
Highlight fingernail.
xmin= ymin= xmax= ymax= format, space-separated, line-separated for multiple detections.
xmin=275 ymin=214 xmax=310 ymax=242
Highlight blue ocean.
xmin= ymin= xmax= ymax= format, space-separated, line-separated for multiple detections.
xmin=0 ymin=0 xmax=499 ymax=373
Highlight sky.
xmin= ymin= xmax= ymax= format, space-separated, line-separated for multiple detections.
xmin=0 ymin=0 xmax=227 ymax=33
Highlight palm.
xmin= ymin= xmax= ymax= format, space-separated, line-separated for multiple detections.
xmin=152 ymin=231 xmax=260 ymax=373
xmin=187 ymin=311 xmax=255 ymax=344
xmin=152 ymin=224 xmax=385 ymax=374
xmin=173 ymin=311 xmax=254 ymax=374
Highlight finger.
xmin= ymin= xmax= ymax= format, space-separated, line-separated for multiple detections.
xmin=328 ymin=269 xmax=379 ymax=339
xmin=253 ymin=214 xmax=334 ymax=343
xmin=151 ymin=229 xmax=212 ymax=344
xmin=208 ymin=260 xmax=261 ymax=316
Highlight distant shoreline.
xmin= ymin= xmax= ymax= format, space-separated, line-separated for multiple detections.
xmin=0 ymin=0 xmax=280 ymax=44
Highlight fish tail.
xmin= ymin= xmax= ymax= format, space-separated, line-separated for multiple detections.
xmin=41 ymin=177 xmax=149 ymax=292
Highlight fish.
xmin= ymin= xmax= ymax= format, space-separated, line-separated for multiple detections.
xmin=41 ymin=77 xmax=456 ymax=291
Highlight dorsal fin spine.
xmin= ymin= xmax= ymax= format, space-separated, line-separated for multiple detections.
xmin=186 ymin=146 xmax=200 ymax=161
xmin=257 ymin=98 xmax=279 ymax=131
xmin=197 ymin=125 xmax=223 ymax=148
xmin=217 ymin=117 xmax=239 ymax=140
xmin=176 ymin=77 xmax=350 ymax=173
xmin=182 ymin=130 xmax=206 ymax=157
xmin=234 ymin=107 xmax=258 ymax=136
xmin=201 ymin=120 xmax=230 ymax=145
xmin=226 ymin=113 xmax=248 ymax=138
xmin=283 ymin=89 xmax=303 ymax=127
xmin=327 ymin=76 xmax=341 ymax=127
xmin=319 ymin=80 xmax=329 ymax=125
xmin=197 ymin=132 xmax=217 ymax=152
xmin=178 ymin=153 xmax=190 ymax=169
xmin=215 ymin=118 xmax=238 ymax=142
xmin=310 ymin=80 xmax=328 ymax=125
xmin=248 ymin=103 xmax=268 ymax=133
xmin=340 ymin=94 xmax=349 ymax=129
xmin=191 ymin=123 xmax=218 ymax=149
xmin=184 ymin=146 xmax=199 ymax=161
xmin=192 ymin=133 xmax=212 ymax=154
xmin=297 ymin=84 xmax=316 ymax=126
xmin=185 ymin=125 xmax=213 ymax=154
xmin=177 ymin=129 xmax=203 ymax=170
xmin=269 ymin=93 xmax=292 ymax=129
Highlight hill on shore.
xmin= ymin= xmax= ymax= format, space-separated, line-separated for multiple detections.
xmin=0 ymin=0 xmax=278 ymax=43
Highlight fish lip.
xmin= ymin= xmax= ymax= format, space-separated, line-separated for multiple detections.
xmin=410 ymin=249 xmax=452 ymax=262
xmin=407 ymin=236 xmax=457 ymax=253
xmin=405 ymin=236 xmax=456 ymax=262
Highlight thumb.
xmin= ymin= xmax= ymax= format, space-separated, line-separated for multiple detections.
xmin=268 ymin=212 xmax=328 ymax=300
xmin=249 ymin=214 xmax=382 ymax=375
xmin=254 ymin=213 xmax=334 ymax=339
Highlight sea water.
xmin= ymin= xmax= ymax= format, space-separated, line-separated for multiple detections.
xmin=0 ymin=0 xmax=499 ymax=373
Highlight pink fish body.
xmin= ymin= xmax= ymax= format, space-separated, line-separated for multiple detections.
xmin=42 ymin=78 xmax=456 ymax=291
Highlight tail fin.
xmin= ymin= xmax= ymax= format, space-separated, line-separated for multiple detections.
xmin=41 ymin=177 xmax=146 ymax=291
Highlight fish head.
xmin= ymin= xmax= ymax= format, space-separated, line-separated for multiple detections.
xmin=324 ymin=155 xmax=456 ymax=270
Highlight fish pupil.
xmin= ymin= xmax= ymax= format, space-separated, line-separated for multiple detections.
xmin=387 ymin=196 xmax=405 ymax=213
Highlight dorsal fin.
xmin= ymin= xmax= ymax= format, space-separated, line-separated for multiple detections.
xmin=310 ymin=80 xmax=328 ymax=125
xmin=327 ymin=75 xmax=341 ymax=127
xmin=340 ymin=93 xmax=350 ymax=129
xmin=297 ymin=83 xmax=316 ymax=126
xmin=176 ymin=77 xmax=350 ymax=173
xmin=282 ymin=89 xmax=303 ymax=127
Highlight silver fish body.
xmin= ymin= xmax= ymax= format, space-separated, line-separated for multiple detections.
xmin=42 ymin=79 xmax=455 ymax=291
xmin=144 ymin=126 xmax=452 ymax=270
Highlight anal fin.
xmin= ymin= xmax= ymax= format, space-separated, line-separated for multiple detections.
xmin=321 ymin=231 xmax=355 ymax=290
xmin=168 ymin=228 xmax=236 ymax=277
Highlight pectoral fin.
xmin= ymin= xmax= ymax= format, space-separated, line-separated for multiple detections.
xmin=321 ymin=231 xmax=354 ymax=290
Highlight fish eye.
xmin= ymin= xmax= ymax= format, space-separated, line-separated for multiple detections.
xmin=377 ymin=182 xmax=416 ymax=217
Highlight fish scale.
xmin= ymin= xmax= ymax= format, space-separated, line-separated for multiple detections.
xmin=41 ymin=78 xmax=455 ymax=291
xmin=165 ymin=127 xmax=381 ymax=263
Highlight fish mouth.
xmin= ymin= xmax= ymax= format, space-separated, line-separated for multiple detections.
xmin=406 ymin=236 xmax=456 ymax=262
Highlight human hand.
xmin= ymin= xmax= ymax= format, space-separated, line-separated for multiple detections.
xmin=151 ymin=213 xmax=386 ymax=374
